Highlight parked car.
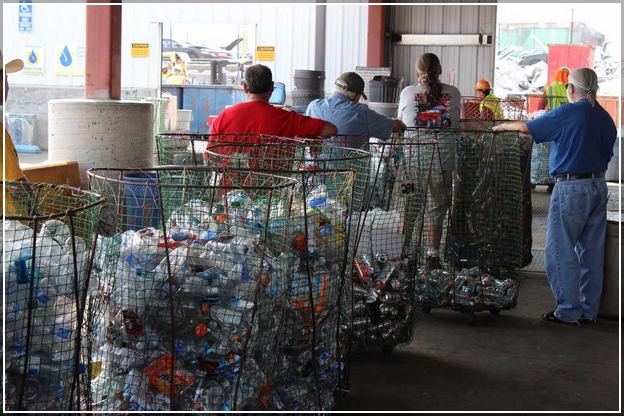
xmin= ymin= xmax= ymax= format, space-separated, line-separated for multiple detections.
xmin=162 ymin=38 xmax=243 ymax=61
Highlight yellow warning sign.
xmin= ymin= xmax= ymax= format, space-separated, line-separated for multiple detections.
xmin=255 ymin=45 xmax=275 ymax=62
xmin=131 ymin=43 xmax=150 ymax=58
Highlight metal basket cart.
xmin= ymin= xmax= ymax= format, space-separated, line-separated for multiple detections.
xmin=86 ymin=167 xmax=298 ymax=411
xmin=3 ymin=182 xmax=104 ymax=411
xmin=205 ymin=139 xmax=371 ymax=410
xmin=459 ymin=120 xmax=534 ymax=268
xmin=407 ymin=127 xmax=524 ymax=324
xmin=348 ymin=135 xmax=437 ymax=353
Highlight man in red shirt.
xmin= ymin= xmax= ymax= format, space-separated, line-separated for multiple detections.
xmin=209 ymin=64 xmax=337 ymax=141
xmin=207 ymin=64 xmax=336 ymax=171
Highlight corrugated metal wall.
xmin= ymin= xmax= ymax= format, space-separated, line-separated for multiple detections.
xmin=324 ymin=3 xmax=369 ymax=93
xmin=390 ymin=1 xmax=497 ymax=96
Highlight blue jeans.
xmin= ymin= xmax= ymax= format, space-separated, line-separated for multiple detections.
xmin=545 ymin=178 xmax=608 ymax=322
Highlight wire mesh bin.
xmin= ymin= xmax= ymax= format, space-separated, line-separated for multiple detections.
xmin=156 ymin=133 xmax=211 ymax=167
xmin=350 ymin=136 xmax=437 ymax=352
xmin=2 ymin=182 xmax=104 ymax=410
xmin=460 ymin=96 xmax=526 ymax=121
xmin=205 ymin=140 xmax=370 ymax=410
xmin=459 ymin=120 xmax=534 ymax=267
xmin=408 ymin=127 xmax=524 ymax=321
xmin=86 ymin=167 xmax=298 ymax=411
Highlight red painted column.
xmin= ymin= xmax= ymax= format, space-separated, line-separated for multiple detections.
xmin=367 ymin=3 xmax=385 ymax=67
xmin=85 ymin=2 xmax=122 ymax=99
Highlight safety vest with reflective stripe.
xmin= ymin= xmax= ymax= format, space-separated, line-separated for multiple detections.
xmin=479 ymin=94 xmax=504 ymax=119
xmin=545 ymin=82 xmax=568 ymax=111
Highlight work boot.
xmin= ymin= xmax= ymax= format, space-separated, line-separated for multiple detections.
xmin=426 ymin=256 xmax=440 ymax=271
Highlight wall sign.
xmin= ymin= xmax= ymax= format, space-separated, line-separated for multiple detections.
xmin=255 ymin=46 xmax=275 ymax=62
xmin=131 ymin=43 xmax=150 ymax=58
xmin=18 ymin=0 xmax=32 ymax=33
xmin=23 ymin=44 xmax=44 ymax=74
xmin=55 ymin=44 xmax=85 ymax=76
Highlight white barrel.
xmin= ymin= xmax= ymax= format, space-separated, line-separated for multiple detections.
xmin=367 ymin=101 xmax=398 ymax=118
xmin=600 ymin=210 xmax=620 ymax=318
xmin=48 ymin=99 xmax=154 ymax=187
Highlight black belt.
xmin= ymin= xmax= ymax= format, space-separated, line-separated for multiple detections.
xmin=555 ymin=172 xmax=605 ymax=182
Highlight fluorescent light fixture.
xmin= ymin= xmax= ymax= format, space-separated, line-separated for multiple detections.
xmin=394 ymin=34 xmax=492 ymax=46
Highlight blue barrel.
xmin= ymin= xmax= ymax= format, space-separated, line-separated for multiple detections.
xmin=123 ymin=172 xmax=161 ymax=231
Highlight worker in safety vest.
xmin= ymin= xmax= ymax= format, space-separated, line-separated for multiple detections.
xmin=542 ymin=67 xmax=570 ymax=111
xmin=475 ymin=79 xmax=503 ymax=120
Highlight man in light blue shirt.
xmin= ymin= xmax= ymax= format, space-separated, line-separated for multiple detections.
xmin=306 ymin=72 xmax=406 ymax=150
xmin=494 ymin=68 xmax=616 ymax=326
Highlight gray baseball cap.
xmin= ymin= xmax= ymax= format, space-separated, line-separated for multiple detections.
xmin=334 ymin=72 xmax=367 ymax=100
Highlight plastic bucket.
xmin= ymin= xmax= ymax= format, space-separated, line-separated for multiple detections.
xmin=123 ymin=172 xmax=161 ymax=231
xmin=294 ymin=69 xmax=325 ymax=92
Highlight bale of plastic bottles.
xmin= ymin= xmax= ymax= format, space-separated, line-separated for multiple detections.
xmin=351 ymin=136 xmax=437 ymax=351
xmin=86 ymin=167 xmax=298 ymax=411
xmin=2 ymin=182 xmax=105 ymax=410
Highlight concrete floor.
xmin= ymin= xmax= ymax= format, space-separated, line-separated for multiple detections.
xmin=338 ymin=185 xmax=621 ymax=411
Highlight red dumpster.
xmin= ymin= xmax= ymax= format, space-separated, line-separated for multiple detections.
xmin=547 ymin=44 xmax=595 ymax=84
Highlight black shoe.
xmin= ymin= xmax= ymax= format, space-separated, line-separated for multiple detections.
xmin=542 ymin=310 xmax=580 ymax=326
xmin=579 ymin=317 xmax=597 ymax=325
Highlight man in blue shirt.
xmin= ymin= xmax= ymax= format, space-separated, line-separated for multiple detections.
xmin=493 ymin=68 xmax=617 ymax=326
xmin=306 ymin=72 xmax=406 ymax=150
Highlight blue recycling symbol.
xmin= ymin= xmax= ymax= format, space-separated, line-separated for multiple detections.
xmin=59 ymin=46 xmax=72 ymax=67
xmin=28 ymin=50 xmax=37 ymax=64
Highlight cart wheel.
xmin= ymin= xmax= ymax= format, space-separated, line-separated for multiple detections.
xmin=463 ymin=311 xmax=476 ymax=325
xmin=489 ymin=308 xmax=501 ymax=316
xmin=382 ymin=344 xmax=396 ymax=354
xmin=547 ymin=184 xmax=554 ymax=194
xmin=421 ymin=306 xmax=431 ymax=314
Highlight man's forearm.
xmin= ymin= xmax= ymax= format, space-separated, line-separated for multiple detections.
xmin=492 ymin=121 xmax=529 ymax=134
